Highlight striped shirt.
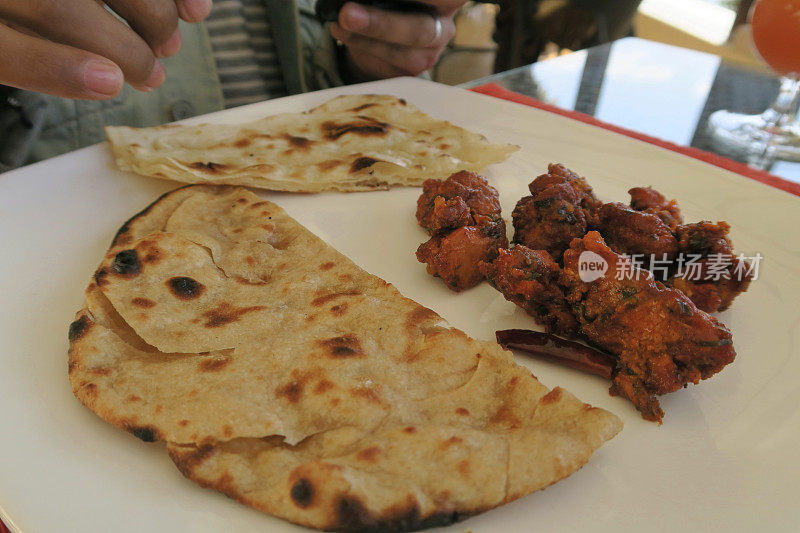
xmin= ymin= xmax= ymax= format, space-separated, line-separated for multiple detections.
xmin=206 ymin=0 xmax=289 ymax=108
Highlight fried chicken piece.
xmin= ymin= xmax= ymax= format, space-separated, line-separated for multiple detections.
xmin=416 ymin=170 xmax=502 ymax=234
xmin=480 ymin=245 xmax=578 ymax=335
xmin=666 ymin=221 xmax=753 ymax=312
xmin=560 ymin=231 xmax=736 ymax=423
xmin=415 ymin=171 xmax=508 ymax=292
xmin=629 ymin=187 xmax=683 ymax=231
xmin=676 ymin=221 xmax=733 ymax=255
xmin=594 ymin=202 xmax=679 ymax=266
xmin=414 ymin=172 xmax=509 ymax=291
xmin=416 ymin=221 xmax=508 ymax=292
xmin=528 ymin=163 xmax=602 ymax=211
xmin=512 ymin=164 xmax=600 ymax=260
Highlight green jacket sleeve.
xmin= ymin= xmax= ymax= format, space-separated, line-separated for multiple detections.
xmin=267 ymin=0 xmax=345 ymax=94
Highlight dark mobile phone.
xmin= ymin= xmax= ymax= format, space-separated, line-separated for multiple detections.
xmin=314 ymin=0 xmax=438 ymax=23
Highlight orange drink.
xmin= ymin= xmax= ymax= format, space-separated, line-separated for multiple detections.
xmin=751 ymin=0 xmax=800 ymax=75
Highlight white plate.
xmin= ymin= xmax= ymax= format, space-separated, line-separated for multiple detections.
xmin=1 ymin=77 xmax=799 ymax=533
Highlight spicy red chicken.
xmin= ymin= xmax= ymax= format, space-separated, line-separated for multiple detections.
xmin=559 ymin=232 xmax=736 ymax=422
xmin=512 ymin=163 xmax=601 ymax=260
xmin=416 ymin=170 xmax=503 ymax=233
xmin=479 ymin=245 xmax=578 ymax=336
xmin=415 ymin=171 xmax=508 ymax=291
xmin=413 ymin=163 xmax=751 ymax=422
xmin=417 ymin=221 xmax=508 ymax=292
xmin=667 ymin=221 xmax=753 ymax=312
xmin=594 ymin=202 xmax=679 ymax=265
xmin=628 ymin=186 xmax=683 ymax=231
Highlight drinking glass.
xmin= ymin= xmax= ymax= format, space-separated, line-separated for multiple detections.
xmin=707 ymin=0 xmax=800 ymax=169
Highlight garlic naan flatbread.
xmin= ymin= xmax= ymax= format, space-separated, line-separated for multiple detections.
xmin=105 ymin=94 xmax=518 ymax=192
xmin=68 ymin=185 xmax=620 ymax=531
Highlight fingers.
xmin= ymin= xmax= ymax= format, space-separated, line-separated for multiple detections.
xmin=175 ymin=0 xmax=212 ymax=23
xmin=0 ymin=23 xmax=123 ymax=99
xmin=331 ymin=1 xmax=457 ymax=79
xmin=331 ymin=23 xmax=443 ymax=77
xmin=104 ymin=0 xmax=179 ymax=57
xmin=338 ymin=2 xmax=455 ymax=49
xmin=0 ymin=0 xmax=164 ymax=90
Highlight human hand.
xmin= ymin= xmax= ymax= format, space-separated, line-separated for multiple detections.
xmin=330 ymin=1 xmax=462 ymax=80
xmin=0 ymin=0 xmax=212 ymax=100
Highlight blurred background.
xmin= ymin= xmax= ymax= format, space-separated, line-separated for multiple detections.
xmin=435 ymin=0 xmax=764 ymax=86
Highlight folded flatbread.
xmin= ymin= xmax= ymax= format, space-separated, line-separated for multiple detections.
xmin=105 ymin=95 xmax=518 ymax=192
xmin=68 ymin=185 xmax=621 ymax=531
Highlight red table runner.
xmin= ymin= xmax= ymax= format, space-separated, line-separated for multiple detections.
xmin=470 ymin=83 xmax=800 ymax=197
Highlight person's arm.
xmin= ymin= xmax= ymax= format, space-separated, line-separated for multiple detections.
xmin=0 ymin=0 xmax=212 ymax=100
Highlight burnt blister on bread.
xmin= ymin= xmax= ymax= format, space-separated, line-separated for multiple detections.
xmin=167 ymin=277 xmax=205 ymax=300
xmin=111 ymin=249 xmax=141 ymax=276
xmin=68 ymin=314 xmax=92 ymax=343
xmin=125 ymin=424 xmax=163 ymax=443
xmin=290 ymin=478 xmax=315 ymax=508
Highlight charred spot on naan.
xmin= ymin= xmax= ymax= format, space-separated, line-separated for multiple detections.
xmin=167 ymin=276 xmax=206 ymax=300
xmin=111 ymin=185 xmax=196 ymax=247
xmin=404 ymin=306 xmax=442 ymax=335
xmin=540 ymin=387 xmax=563 ymax=405
xmin=233 ymin=275 xmax=269 ymax=286
xmin=131 ymin=297 xmax=156 ymax=308
xmin=123 ymin=422 xmax=163 ymax=443
xmin=111 ymin=249 xmax=141 ymax=277
xmin=202 ymin=302 xmax=267 ymax=328
xmin=439 ymin=436 xmax=464 ymax=451
xmin=276 ymin=381 xmax=304 ymax=403
xmin=349 ymin=386 xmax=384 ymax=405
xmin=136 ymin=237 xmax=165 ymax=265
xmin=355 ymin=446 xmax=382 ymax=463
xmin=321 ymin=117 xmax=390 ymax=141
xmin=93 ymin=267 xmax=110 ymax=287
xmin=79 ymin=382 xmax=98 ymax=398
xmin=169 ymin=444 xmax=217 ymax=479
xmin=350 ymin=103 xmax=377 ymax=112
xmin=334 ymin=495 xmax=472 ymax=533
xmin=68 ymin=314 xmax=93 ymax=343
xmin=290 ymin=478 xmax=315 ymax=508
xmin=314 ymin=379 xmax=335 ymax=394
xmin=311 ymin=290 xmax=362 ymax=307
xmin=198 ymin=354 xmax=232 ymax=372
xmin=330 ymin=303 xmax=348 ymax=316
xmin=186 ymin=162 xmax=231 ymax=173
xmin=350 ymin=156 xmax=383 ymax=173
xmin=282 ymin=134 xmax=315 ymax=151
xmin=318 ymin=335 xmax=363 ymax=358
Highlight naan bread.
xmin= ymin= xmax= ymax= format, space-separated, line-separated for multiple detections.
xmin=68 ymin=185 xmax=621 ymax=531
xmin=105 ymin=94 xmax=518 ymax=192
